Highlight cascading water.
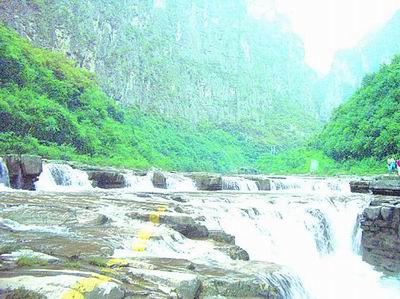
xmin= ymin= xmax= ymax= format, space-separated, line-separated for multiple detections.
xmin=222 ymin=176 xmax=259 ymax=191
xmin=217 ymin=195 xmax=400 ymax=299
xmin=124 ymin=172 xmax=155 ymax=192
xmin=270 ymin=176 xmax=351 ymax=194
xmin=35 ymin=163 xmax=93 ymax=191
xmin=165 ymin=173 xmax=197 ymax=192
xmin=0 ymin=158 xmax=10 ymax=189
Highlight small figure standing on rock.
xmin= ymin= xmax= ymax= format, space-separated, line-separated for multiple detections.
xmin=396 ymin=159 xmax=400 ymax=176
xmin=387 ymin=157 xmax=396 ymax=174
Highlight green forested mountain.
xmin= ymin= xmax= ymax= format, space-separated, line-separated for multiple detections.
xmin=317 ymin=10 xmax=400 ymax=119
xmin=0 ymin=0 xmax=319 ymax=137
xmin=0 ymin=22 xmax=321 ymax=172
xmin=317 ymin=55 xmax=400 ymax=161
xmin=0 ymin=0 xmax=323 ymax=172
xmin=0 ymin=23 xmax=261 ymax=172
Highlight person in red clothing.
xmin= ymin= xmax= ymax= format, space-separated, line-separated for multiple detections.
xmin=396 ymin=159 xmax=400 ymax=175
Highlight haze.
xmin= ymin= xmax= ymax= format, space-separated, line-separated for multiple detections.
xmin=248 ymin=0 xmax=400 ymax=74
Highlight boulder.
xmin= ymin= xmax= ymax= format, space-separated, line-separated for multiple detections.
xmin=152 ymin=171 xmax=167 ymax=189
xmin=4 ymin=155 xmax=21 ymax=177
xmin=4 ymin=155 xmax=42 ymax=190
xmin=0 ymin=270 xmax=126 ymax=299
xmin=122 ymin=257 xmax=290 ymax=299
xmin=214 ymin=244 xmax=250 ymax=261
xmin=361 ymin=200 xmax=400 ymax=272
xmin=20 ymin=155 xmax=42 ymax=177
xmin=0 ymin=249 xmax=59 ymax=264
xmin=208 ymin=230 xmax=235 ymax=245
xmin=369 ymin=178 xmax=400 ymax=196
xmin=245 ymin=177 xmax=271 ymax=191
xmin=128 ymin=212 xmax=209 ymax=239
xmin=187 ymin=173 xmax=222 ymax=191
xmin=88 ymin=171 xmax=126 ymax=189
xmin=128 ymin=268 xmax=201 ymax=299
xmin=349 ymin=180 xmax=370 ymax=193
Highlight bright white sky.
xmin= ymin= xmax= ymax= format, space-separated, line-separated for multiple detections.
xmin=247 ymin=0 xmax=400 ymax=74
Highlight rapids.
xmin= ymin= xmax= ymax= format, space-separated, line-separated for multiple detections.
xmin=0 ymin=158 xmax=10 ymax=190
xmin=0 ymin=169 xmax=399 ymax=298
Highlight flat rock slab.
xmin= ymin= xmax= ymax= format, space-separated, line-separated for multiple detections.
xmin=1 ymin=250 xmax=59 ymax=263
xmin=128 ymin=211 xmax=209 ymax=239
xmin=0 ymin=269 xmax=126 ymax=299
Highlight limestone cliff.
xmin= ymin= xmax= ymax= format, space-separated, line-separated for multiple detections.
xmin=0 ymin=0 xmax=318 ymax=128
xmin=317 ymin=10 xmax=400 ymax=120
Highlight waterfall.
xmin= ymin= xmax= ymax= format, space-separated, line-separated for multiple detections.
xmin=270 ymin=177 xmax=351 ymax=194
xmin=165 ymin=173 xmax=197 ymax=192
xmin=35 ymin=163 xmax=93 ymax=191
xmin=0 ymin=158 xmax=10 ymax=189
xmin=124 ymin=172 xmax=155 ymax=192
xmin=218 ymin=196 xmax=400 ymax=299
xmin=222 ymin=176 xmax=259 ymax=191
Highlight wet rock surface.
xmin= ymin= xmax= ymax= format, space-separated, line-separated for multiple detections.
xmin=4 ymin=155 xmax=43 ymax=190
xmin=351 ymin=176 xmax=400 ymax=196
xmin=187 ymin=173 xmax=223 ymax=191
xmin=0 ymin=190 xmax=317 ymax=298
xmin=87 ymin=171 xmax=126 ymax=189
xmin=152 ymin=171 xmax=167 ymax=189
xmin=360 ymin=197 xmax=400 ymax=272
xmin=350 ymin=180 xmax=371 ymax=194
xmin=242 ymin=175 xmax=271 ymax=191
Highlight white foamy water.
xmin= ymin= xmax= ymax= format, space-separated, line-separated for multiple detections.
xmin=124 ymin=172 xmax=155 ymax=192
xmin=35 ymin=163 xmax=93 ymax=192
xmin=217 ymin=195 xmax=400 ymax=299
xmin=222 ymin=176 xmax=259 ymax=191
xmin=166 ymin=173 xmax=197 ymax=192
xmin=0 ymin=158 xmax=10 ymax=190
xmin=270 ymin=177 xmax=351 ymax=194
xmin=0 ymin=217 xmax=70 ymax=236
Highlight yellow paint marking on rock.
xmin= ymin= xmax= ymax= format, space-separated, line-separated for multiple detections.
xmin=100 ymin=267 xmax=118 ymax=274
xmin=157 ymin=205 xmax=168 ymax=212
xmin=132 ymin=241 xmax=147 ymax=251
xmin=138 ymin=229 xmax=152 ymax=240
xmin=61 ymin=290 xmax=84 ymax=299
xmin=60 ymin=273 xmax=112 ymax=299
xmin=106 ymin=258 xmax=129 ymax=268
xmin=131 ymin=205 xmax=168 ymax=252
xmin=149 ymin=211 xmax=161 ymax=224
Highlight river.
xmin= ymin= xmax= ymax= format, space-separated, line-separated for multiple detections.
xmin=0 ymin=162 xmax=399 ymax=298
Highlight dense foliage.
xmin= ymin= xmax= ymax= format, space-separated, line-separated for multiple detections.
xmin=0 ymin=0 xmax=321 ymax=142
xmin=318 ymin=10 xmax=400 ymax=120
xmin=0 ymin=23 xmax=390 ymax=175
xmin=255 ymin=148 xmax=383 ymax=175
xmin=0 ymin=24 xmax=295 ymax=172
xmin=317 ymin=55 xmax=400 ymax=162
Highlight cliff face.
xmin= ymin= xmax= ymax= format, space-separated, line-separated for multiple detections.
xmin=361 ymin=197 xmax=400 ymax=273
xmin=0 ymin=0 xmax=318 ymax=127
xmin=318 ymin=10 xmax=400 ymax=120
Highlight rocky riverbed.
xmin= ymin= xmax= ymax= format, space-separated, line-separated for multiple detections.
xmin=1 ymin=157 xmax=400 ymax=298
xmin=0 ymin=190 xmax=325 ymax=299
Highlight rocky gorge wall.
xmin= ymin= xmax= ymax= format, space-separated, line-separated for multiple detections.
xmin=361 ymin=198 xmax=400 ymax=273
xmin=351 ymin=176 xmax=400 ymax=273
xmin=0 ymin=0 xmax=318 ymax=127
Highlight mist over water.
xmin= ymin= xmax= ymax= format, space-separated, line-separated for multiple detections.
xmin=217 ymin=189 xmax=400 ymax=299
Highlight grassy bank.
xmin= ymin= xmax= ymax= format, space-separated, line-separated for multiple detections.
xmin=255 ymin=148 xmax=385 ymax=176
